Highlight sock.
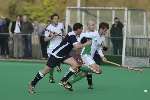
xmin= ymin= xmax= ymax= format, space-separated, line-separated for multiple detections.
xmin=61 ymin=70 xmax=75 ymax=82
xmin=69 ymin=72 xmax=85 ymax=84
xmin=49 ymin=68 xmax=54 ymax=79
xmin=86 ymin=73 xmax=93 ymax=86
xmin=31 ymin=71 xmax=44 ymax=87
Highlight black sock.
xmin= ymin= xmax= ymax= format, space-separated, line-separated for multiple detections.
xmin=31 ymin=72 xmax=44 ymax=87
xmin=86 ymin=73 xmax=93 ymax=86
xmin=61 ymin=71 xmax=75 ymax=82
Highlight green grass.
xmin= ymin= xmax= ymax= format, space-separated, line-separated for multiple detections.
xmin=0 ymin=61 xmax=150 ymax=100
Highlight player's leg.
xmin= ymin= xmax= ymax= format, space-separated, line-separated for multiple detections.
xmin=63 ymin=55 xmax=95 ymax=90
xmin=48 ymin=52 xmax=61 ymax=83
xmin=59 ymin=52 xmax=83 ymax=88
xmin=47 ymin=54 xmax=55 ymax=83
xmin=28 ymin=65 xmax=52 ymax=94
xmin=69 ymin=71 xmax=87 ymax=84
xmin=62 ymin=68 xmax=88 ymax=91
xmin=28 ymin=55 xmax=58 ymax=94
xmin=64 ymin=66 xmax=93 ymax=91
xmin=49 ymin=68 xmax=55 ymax=83
xmin=82 ymin=54 xmax=102 ymax=74
xmin=82 ymin=55 xmax=102 ymax=89
xmin=86 ymin=73 xmax=93 ymax=89
xmin=60 ymin=51 xmax=83 ymax=83
xmin=68 ymin=64 xmax=100 ymax=90
xmin=64 ymin=59 xmax=102 ymax=91
xmin=48 ymin=65 xmax=61 ymax=83
xmin=59 ymin=57 xmax=80 ymax=89
xmin=90 ymin=63 xmax=102 ymax=74
xmin=61 ymin=57 xmax=80 ymax=81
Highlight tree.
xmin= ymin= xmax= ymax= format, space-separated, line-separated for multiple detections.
xmin=8 ymin=0 xmax=67 ymax=22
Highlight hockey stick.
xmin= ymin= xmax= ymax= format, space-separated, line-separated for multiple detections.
xmin=104 ymin=60 xmax=143 ymax=72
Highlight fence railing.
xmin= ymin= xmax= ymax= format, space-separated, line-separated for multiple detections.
xmin=0 ymin=33 xmax=42 ymax=59
xmin=105 ymin=37 xmax=150 ymax=57
xmin=0 ymin=33 xmax=149 ymax=59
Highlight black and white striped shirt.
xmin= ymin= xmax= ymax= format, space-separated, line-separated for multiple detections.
xmin=51 ymin=31 xmax=78 ymax=58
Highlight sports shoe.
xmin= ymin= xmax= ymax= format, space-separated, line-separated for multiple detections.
xmin=66 ymin=82 xmax=73 ymax=91
xmin=59 ymin=81 xmax=73 ymax=91
xmin=59 ymin=81 xmax=67 ymax=86
xmin=28 ymin=82 xmax=35 ymax=94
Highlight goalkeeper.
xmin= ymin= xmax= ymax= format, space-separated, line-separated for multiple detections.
xmin=60 ymin=21 xmax=109 ymax=91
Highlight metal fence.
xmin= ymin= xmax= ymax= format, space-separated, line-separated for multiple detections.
xmin=0 ymin=33 xmax=149 ymax=59
xmin=0 ymin=33 xmax=42 ymax=59
xmin=105 ymin=37 xmax=150 ymax=57
xmin=125 ymin=37 xmax=150 ymax=57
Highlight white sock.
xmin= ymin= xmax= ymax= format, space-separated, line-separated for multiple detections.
xmin=39 ymin=71 xmax=44 ymax=77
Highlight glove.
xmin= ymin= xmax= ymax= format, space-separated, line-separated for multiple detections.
xmin=103 ymin=46 xmax=108 ymax=51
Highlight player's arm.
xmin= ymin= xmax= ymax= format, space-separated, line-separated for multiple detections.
xmin=73 ymin=41 xmax=91 ymax=49
xmin=69 ymin=35 xmax=91 ymax=49
xmin=60 ymin=23 xmax=66 ymax=38
xmin=44 ymin=33 xmax=55 ymax=42
xmin=97 ymin=47 xmax=107 ymax=62
xmin=96 ymin=36 xmax=108 ymax=62
xmin=44 ymin=31 xmax=55 ymax=42
xmin=74 ymin=36 xmax=92 ymax=49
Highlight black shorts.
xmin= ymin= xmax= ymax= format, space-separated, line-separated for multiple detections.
xmin=46 ymin=54 xmax=70 ymax=68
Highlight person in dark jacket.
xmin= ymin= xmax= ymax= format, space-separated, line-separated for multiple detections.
xmin=0 ymin=17 xmax=10 ymax=58
xmin=22 ymin=15 xmax=34 ymax=58
xmin=110 ymin=17 xmax=124 ymax=55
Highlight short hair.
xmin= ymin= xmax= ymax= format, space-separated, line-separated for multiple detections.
xmin=99 ymin=22 xmax=109 ymax=30
xmin=51 ymin=13 xmax=59 ymax=20
xmin=114 ymin=17 xmax=119 ymax=20
xmin=73 ymin=23 xmax=83 ymax=31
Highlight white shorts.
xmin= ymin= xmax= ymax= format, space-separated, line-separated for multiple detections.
xmin=81 ymin=54 xmax=95 ymax=66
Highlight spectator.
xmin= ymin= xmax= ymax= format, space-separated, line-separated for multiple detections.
xmin=32 ymin=21 xmax=44 ymax=58
xmin=2 ymin=18 xmax=10 ymax=58
xmin=22 ymin=15 xmax=34 ymax=58
xmin=110 ymin=17 xmax=124 ymax=55
xmin=9 ymin=15 xmax=24 ymax=58
xmin=0 ymin=17 xmax=4 ymax=54
xmin=0 ymin=16 xmax=4 ymax=32
xmin=0 ymin=16 xmax=10 ymax=58
xmin=39 ymin=23 xmax=48 ymax=59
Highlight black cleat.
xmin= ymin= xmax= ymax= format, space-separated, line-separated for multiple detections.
xmin=66 ymin=82 xmax=73 ymax=91
xmin=59 ymin=81 xmax=73 ymax=91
